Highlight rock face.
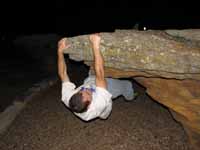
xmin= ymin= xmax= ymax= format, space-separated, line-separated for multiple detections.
xmin=65 ymin=30 xmax=200 ymax=80
xmin=165 ymin=29 xmax=200 ymax=48
xmin=165 ymin=29 xmax=200 ymax=42
xmin=64 ymin=30 xmax=200 ymax=150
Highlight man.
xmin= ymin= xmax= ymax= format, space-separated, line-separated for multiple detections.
xmin=58 ymin=33 xmax=136 ymax=121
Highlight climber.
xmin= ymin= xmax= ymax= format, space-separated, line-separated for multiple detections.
xmin=57 ymin=33 xmax=137 ymax=121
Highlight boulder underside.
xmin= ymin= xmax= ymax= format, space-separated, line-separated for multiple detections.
xmin=105 ymin=68 xmax=200 ymax=150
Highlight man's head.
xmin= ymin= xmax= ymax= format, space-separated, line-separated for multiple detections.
xmin=69 ymin=88 xmax=93 ymax=113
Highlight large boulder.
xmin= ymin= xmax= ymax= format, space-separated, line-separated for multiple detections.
xmin=64 ymin=29 xmax=200 ymax=150
xmin=64 ymin=29 xmax=200 ymax=80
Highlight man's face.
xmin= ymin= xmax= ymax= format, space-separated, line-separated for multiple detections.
xmin=79 ymin=89 xmax=92 ymax=103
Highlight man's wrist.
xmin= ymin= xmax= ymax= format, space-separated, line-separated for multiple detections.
xmin=57 ymin=49 xmax=64 ymax=54
xmin=92 ymin=45 xmax=100 ymax=50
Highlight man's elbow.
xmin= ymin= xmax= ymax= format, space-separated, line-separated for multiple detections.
xmin=58 ymin=73 xmax=66 ymax=82
xmin=83 ymin=117 xmax=91 ymax=122
xmin=95 ymin=66 xmax=105 ymax=77
xmin=82 ymin=114 xmax=97 ymax=121
xmin=58 ymin=72 xmax=63 ymax=80
xmin=79 ymin=116 xmax=92 ymax=122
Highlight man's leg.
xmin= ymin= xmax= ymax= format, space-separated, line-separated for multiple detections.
xmin=106 ymin=78 xmax=136 ymax=100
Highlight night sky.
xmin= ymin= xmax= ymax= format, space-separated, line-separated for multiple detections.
xmin=1 ymin=0 xmax=200 ymax=37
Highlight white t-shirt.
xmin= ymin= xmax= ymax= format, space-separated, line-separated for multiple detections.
xmin=61 ymin=79 xmax=112 ymax=121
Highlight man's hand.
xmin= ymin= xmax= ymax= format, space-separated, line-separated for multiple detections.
xmin=89 ymin=33 xmax=101 ymax=49
xmin=58 ymin=38 xmax=71 ymax=53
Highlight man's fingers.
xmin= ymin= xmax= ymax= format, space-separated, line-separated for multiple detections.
xmin=94 ymin=33 xmax=100 ymax=36
xmin=59 ymin=38 xmax=69 ymax=47
xmin=62 ymin=38 xmax=67 ymax=42
xmin=66 ymin=44 xmax=71 ymax=49
xmin=58 ymin=37 xmax=71 ymax=52
xmin=58 ymin=38 xmax=67 ymax=44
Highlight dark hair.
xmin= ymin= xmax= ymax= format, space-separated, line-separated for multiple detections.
xmin=69 ymin=92 xmax=90 ymax=113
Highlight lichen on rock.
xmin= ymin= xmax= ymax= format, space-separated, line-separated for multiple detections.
xmin=64 ymin=29 xmax=200 ymax=80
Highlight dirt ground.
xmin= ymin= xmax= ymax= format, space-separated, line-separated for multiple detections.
xmin=0 ymin=58 xmax=51 ymax=112
xmin=0 ymin=82 xmax=192 ymax=150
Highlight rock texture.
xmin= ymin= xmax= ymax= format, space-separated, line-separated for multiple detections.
xmin=64 ymin=30 xmax=200 ymax=80
xmin=165 ymin=29 xmax=200 ymax=42
xmin=135 ymin=78 xmax=200 ymax=149
xmin=64 ymin=29 xmax=200 ymax=150
xmin=165 ymin=29 xmax=200 ymax=48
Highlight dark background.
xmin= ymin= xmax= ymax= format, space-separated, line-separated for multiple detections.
xmin=1 ymin=0 xmax=200 ymax=36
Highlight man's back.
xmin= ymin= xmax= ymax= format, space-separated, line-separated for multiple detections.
xmin=61 ymin=75 xmax=112 ymax=121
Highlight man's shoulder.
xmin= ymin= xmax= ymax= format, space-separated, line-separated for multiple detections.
xmin=62 ymin=81 xmax=76 ymax=88
xmin=95 ymin=87 xmax=112 ymax=100
xmin=61 ymin=81 xmax=76 ymax=101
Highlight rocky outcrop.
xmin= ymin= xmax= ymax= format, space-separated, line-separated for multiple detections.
xmin=165 ymin=29 xmax=200 ymax=42
xmin=64 ymin=29 xmax=200 ymax=150
xmin=165 ymin=29 xmax=200 ymax=48
xmin=64 ymin=30 xmax=200 ymax=80
xmin=135 ymin=78 xmax=200 ymax=150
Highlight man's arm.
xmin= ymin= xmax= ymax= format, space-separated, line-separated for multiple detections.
xmin=57 ymin=38 xmax=70 ymax=82
xmin=89 ymin=34 xmax=107 ymax=89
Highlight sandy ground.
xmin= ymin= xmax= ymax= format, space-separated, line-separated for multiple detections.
xmin=0 ymin=82 xmax=192 ymax=150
